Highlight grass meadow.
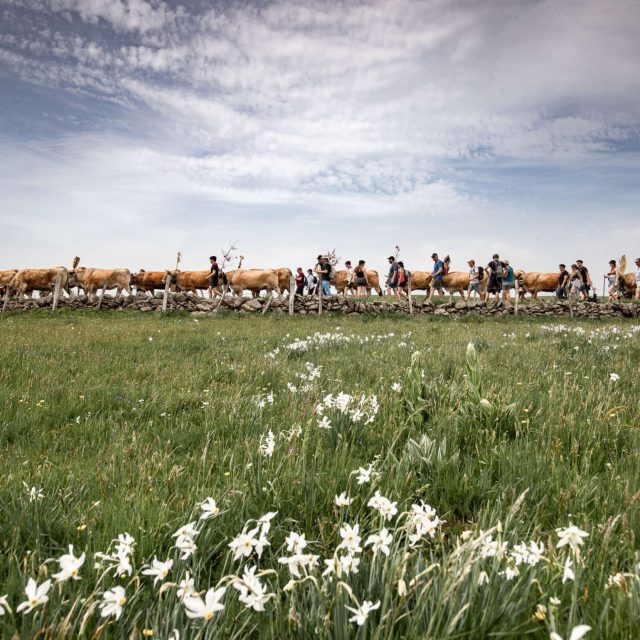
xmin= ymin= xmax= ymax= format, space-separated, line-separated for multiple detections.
xmin=0 ymin=310 xmax=639 ymax=639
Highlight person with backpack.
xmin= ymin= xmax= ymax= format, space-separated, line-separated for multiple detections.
xmin=486 ymin=253 xmax=505 ymax=301
xmin=397 ymin=261 xmax=409 ymax=297
xmin=295 ymin=267 xmax=306 ymax=295
xmin=501 ymin=260 xmax=515 ymax=302
xmin=428 ymin=253 xmax=445 ymax=302
xmin=386 ymin=256 xmax=399 ymax=297
xmin=354 ymin=259 xmax=369 ymax=298
xmin=306 ymin=269 xmax=317 ymax=295
xmin=465 ymin=259 xmax=483 ymax=301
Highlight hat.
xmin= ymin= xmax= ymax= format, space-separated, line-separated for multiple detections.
xmin=504 ymin=259 xmax=509 ymax=265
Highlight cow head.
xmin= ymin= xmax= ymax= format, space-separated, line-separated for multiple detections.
xmin=67 ymin=266 xmax=86 ymax=289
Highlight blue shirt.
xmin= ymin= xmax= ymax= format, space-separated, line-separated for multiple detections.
xmin=388 ymin=263 xmax=398 ymax=281
xmin=433 ymin=260 xmax=444 ymax=277
xmin=503 ymin=266 xmax=515 ymax=284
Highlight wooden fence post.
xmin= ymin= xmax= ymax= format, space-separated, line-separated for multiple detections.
xmin=215 ymin=281 xmax=229 ymax=313
xmin=97 ymin=278 xmax=109 ymax=310
xmin=2 ymin=286 xmax=10 ymax=313
xmin=162 ymin=273 xmax=171 ymax=312
xmin=408 ymin=274 xmax=413 ymax=315
xmin=289 ymin=276 xmax=295 ymax=316
xmin=52 ymin=274 xmax=61 ymax=313
xmin=262 ymin=292 xmax=274 ymax=315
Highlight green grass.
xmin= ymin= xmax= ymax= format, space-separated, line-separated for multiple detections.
xmin=0 ymin=311 xmax=639 ymax=638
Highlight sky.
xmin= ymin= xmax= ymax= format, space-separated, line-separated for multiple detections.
xmin=1 ymin=0 xmax=639 ymax=279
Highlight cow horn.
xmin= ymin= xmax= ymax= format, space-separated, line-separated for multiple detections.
xmin=72 ymin=256 xmax=80 ymax=269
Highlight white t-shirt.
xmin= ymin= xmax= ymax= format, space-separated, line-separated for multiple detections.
xmin=636 ymin=267 xmax=640 ymax=284
xmin=469 ymin=267 xmax=479 ymax=284
xmin=346 ymin=267 xmax=354 ymax=283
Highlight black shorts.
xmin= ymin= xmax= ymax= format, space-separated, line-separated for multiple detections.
xmin=210 ymin=277 xmax=219 ymax=287
xmin=488 ymin=276 xmax=502 ymax=294
xmin=356 ymin=277 xmax=367 ymax=287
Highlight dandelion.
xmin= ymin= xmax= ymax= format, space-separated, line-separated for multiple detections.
xmin=610 ymin=373 xmax=620 ymax=382
xmin=550 ymin=625 xmax=591 ymax=640
xmin=0 ymin=594 xmax=11 ymax=616
xmin=365 ymin=528 xmax=392 ymax=557
xmin=335 ymin=492 xmax=353 ymax=507
xmin=52 ymin=545 xmax=85 ymax=582
xmin=356 ymin=465 xmax=373 ymax=485
xmin=556 ymin=525 xmax=588 ymax=555
xmin=184 ymin=587 xmax=226 ymax=621
xmin=142 ymin=557 xmax=173 ymax=586
xmin=338 ymin=523 xmax=362 ymax=553
xmin=99 ymin=586 xmax=126 ymax=620
xmin=16 ymin=578 xmax=51 ymax=614
xmin=199 ymin=497 xmax=220 ymax=520
xmin=346 ymin=600 xmax=380 ymax=626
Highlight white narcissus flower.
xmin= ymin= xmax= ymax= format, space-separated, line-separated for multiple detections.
xmin=339 ymin=553 xmax=360 ymax=575
xmin=142 ymin=557 xmax=173 ymax=586
xmin=258 ymin=512 xmax=277 ymax=535
xmin=234 ymin=565 xmax=273 ymax=611
xmin=177 ymin=573 xmax=196 ymax=600
xmin=346 ymin=600 xmax=380 ymax=626
xmin=356 ymin=465 xmax=372 ymax=485
xmin=550 ymin=624 xmax=591 ymax=640
xmin=114 ymin=533 xmax=135 ymax=557
xmin=338 ymin=523 xmax=362 ymax=553
xmin=317 ymin=416 xmax=332 ymax=430
xmin=285 ymin=532 xmax=307 ymax=554
xmin=335 ymin=492 xmax=353 ymax=507
xmin=562 ymin=557 xmax=575 ymax=583
xmin=199 ymin=497 xmax=220 ymax=520
xmin=391 ymin=382 xmax=402 ymax=392
xmin=260 ymin=430 xmax=275 ymax=457
xmin=609 ymin=373 xmax=620 ymax=382
xmin=365 ymin=528 xmax=392 ymax=557
xmin=0 ymin=594 xmax=11 ymax=616
xmin=477 ymin=571 xmax=489 ymax=586
xmin=52 ymin=545 xmax=86 ymax=582
xmin=367 ymin=491 xmax=398 ymax=522
xmin=556 ymin=525 xmax=589 ymax=555
xmin=229 ymin=527 xmax=260 ymax=561
xmin=16 ymin=578 xmax=51 ymax=614
xmin=175 ymin=534 xmax=198 ymax=560
xmin=172 ymin=522 xmax=199 ymax=540
xmin=99 ymin=586 xmax=126 ymax=620
xmin=184 ymin=587 xmax=226 ymax=621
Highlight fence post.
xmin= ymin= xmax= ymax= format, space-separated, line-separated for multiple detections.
xmin=408 ymin=274 xmax=413 ymax=315
xmin=289 ymin=276 xmax=295 ymax=316
xmin=97 ymin=278 xmax=109 ymax=310
xmin=262 ymin=292 xmax=274 ymax=315
xmin=215 ymin=281 xmax=229 ymax=313
xmin=52 ymin=274 xmax=61 ymax=313
xmin=514 ymin=282 xmax=519 ymax=317
xmin=2 ymin=286 xmax=10 ymax=313
xmin=318 ymin=277 xmax=323 ymax=316
xmin=162 ymin=273 xmax=171 ymax=312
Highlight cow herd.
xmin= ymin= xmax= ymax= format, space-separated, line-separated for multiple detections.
xmin=1 ymin=263 xmax=637 ymax=301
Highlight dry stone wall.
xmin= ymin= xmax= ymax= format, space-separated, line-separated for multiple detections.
xmin=2 ymin=292 xmax=639 ymax=319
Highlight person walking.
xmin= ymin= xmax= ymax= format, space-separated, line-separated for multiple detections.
xmin=397 ymin=261 xmax=408 ymax=297
xmin=606 ymin=260 xmax=618 ymax=300
xmin=575 ymin=260 xmax=592 ymax=300
xmin=465 ymin=259 xmax=482 ymax=301
xmin=486 ymin=253 xmax=504 ymax=301
xmin=345 ymin=260 xmax=355 ymax=296
xmin=386 ymin=256 xmax=399 ymax=297
xmin=635 ymin=258 xmax=640 ymax=300
xmin=428 ymin=253 xmax=445 ymax=302
xmin=208 ymin=255 xmax=221 ymax=299
xmin=501 ymin=259 xmax=515 ymax=302
xmin=556 ymin=263 xmax=570 ymax=300
xmin=316 ymin=255 xmax=332 ymax=296
xmin=568 ymin=263 xmax=582 ymax=298
xmin=295 ymin=267 xmax=306 ymax=295
xmin=354 ymin=260 xmax=369 ymax=297
xmin=306 ymin=269 xmax=318 ymax=295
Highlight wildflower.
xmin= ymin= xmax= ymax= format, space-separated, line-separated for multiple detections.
xmin=115 ymin=533 xmax=135 ymax=557
xmin=234 ymin=566 xmax=272 ymax=611
xmin=606 ymin=572 xmax=629 ymax=590
xmin=23 ymin=483 xmax=44 ymax=502
xmin=229 ymin=528 xmax=260 ymax=560
xmin=99 ymin=586 xmax=126 ymax=620
xmin=339 ymin=553 xmax=361 ymax=575
xmin=346 ymin=600 xmax=380 ymax=626
xmin=549 ymin=625 xmax=591 ymax=640
xmin=549 ymin=597 xmax=561 ymax=606
xmin=175 ymin=534 xmax=198 ymax=560
xmin=184 ymin=587 xmax=226 ymax=621
xmin=499 ymin=564 xmax=520 ymax=581
xmin=0 ymin=594 xmax=11 ymax=616
xmin=367 ymin=491 xmax=398 ymax=521
xmin=562 ymin=557 xmax=575 ymax=583
xmin=556 ymin=525 xmax=589 ymax=555
xmin=338 ymin=523 xmax=362 ymax=553
xmin=391 ymin=382 xmax=402 ymax=392
xmin=52 ymin=545 xmax=86 ymax=582
xmin=177 ymin=573 xmax=196 ymax=600
xmin=478 ymin=571 xmax=489 ymax=586
xmin=16 ymin=578 xmax=51 ymax=614
xmin=609 ymin=373 xmax=619 ymax=382
xmin=260 ymin=430 xmax=275 ymax=457
xmin=199 ymin=497 xmax=220 ymax=520
xmin=365 ymin=528 xmax=392 ymax=557
xmin=173 ymin=522 xmax=198 ymax=540
xmin=285 ymin=532 xmax=308 ymax=555
xmin=279 ymin=553 xmax=320 ymax=578
xmin=512 ymin=540 xmax=545 ymax=567
xmin=142 ymin=557 xmax=173 ymax=586
xmin=356 ymin=465 xmax=373 ymax=485
xmin=317 ymin=416 xmax=332 ymax=430
xmin=335 ymin=492 xmax=353 ymax=507
xmin=258 ymin=511 xmax=277 ymax=534
xmin=534 ymin=604 xmax=547 ymax=621
xmin=143 ymin=629 xmax=153 ymax=637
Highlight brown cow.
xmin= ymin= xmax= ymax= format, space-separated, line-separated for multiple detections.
xmin=243 ymin=268 xmax=293 ymax=298
xmin=228 ymin=269 xmax=281 ymax=298
xmin=131 ymin=270 xmax=169 ymax=295
xmin=331 ymin=270 xmax=383 ymax=296
xmin=0 ymin=269 xmax=18 ymax=296
xmin=422 ymin=271 xmax=489 ymax=298
xmin=616 ymin=273 xmax=637 ymax=298
xmin=9 ymin=267 xmax=69 ymax=298
xmin=69 ymin=268 xmax=131 ymax=299
xmin=515 ymin=271 xmax=560 ymax=300
xmin=172 ymin=270 xmax=212 ymax=296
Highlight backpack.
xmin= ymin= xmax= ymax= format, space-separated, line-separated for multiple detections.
xmin=477 ymin=266 xmax=484 ymax=281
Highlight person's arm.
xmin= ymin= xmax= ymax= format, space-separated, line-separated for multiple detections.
xmin=363 ymin=267 xmax=369 ymax=285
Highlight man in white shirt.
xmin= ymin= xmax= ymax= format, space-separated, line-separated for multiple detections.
xmin=465 ymin=259 xmax=482 ymax=301
xmin=345 ymin=261 xmax=355 ymax=296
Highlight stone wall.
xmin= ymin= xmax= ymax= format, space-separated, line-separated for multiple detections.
xmin=2 ymin=292 xmax=639 ymax=319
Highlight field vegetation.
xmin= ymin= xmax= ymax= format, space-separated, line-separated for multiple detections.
xmin=0 ymin=311 xmax=639 ymax=639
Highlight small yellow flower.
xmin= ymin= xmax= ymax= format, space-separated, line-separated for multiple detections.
xmin=533 ymin=604 xmax=546 ymax=621
xmin=77 ymin=524 xmax=87 ymax=532
xmin=142 ymin=629 xmax=153 ymax=637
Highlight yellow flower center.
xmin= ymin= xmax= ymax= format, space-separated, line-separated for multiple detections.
xmin=30 ymin=599 xmax=38 ymax=606
xmin=119 ymin=597 xmax=127 ymax=606
xmin=204 ymin=611 xmax=214 ymax=621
